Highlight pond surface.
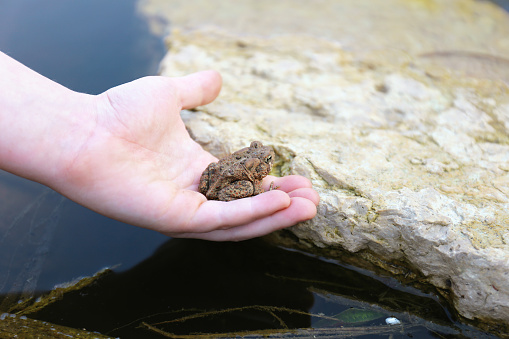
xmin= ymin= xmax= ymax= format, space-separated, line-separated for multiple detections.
xmin=0 ymin=0 xmax=168 ymax=298
xmin=0 ymin=1 xmax=504 ymax=338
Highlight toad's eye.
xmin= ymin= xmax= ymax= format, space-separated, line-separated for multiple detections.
xmin=265 ymin=155 xmax=272 ymax=163
xmin=236 ymin=156 xmax=242 ymax=160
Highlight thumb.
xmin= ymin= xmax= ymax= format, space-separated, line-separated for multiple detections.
xmin=171 ymin=70 xmax=222 ymax=109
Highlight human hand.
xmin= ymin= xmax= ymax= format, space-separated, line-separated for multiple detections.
xmin=58 ymin=71 xmax=319 ymax=241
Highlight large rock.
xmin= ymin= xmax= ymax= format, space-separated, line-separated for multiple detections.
xmin=158 ymin=27 xmax=509 ymax=334
xmin=140 ymin=0 xmax=509 ymax=83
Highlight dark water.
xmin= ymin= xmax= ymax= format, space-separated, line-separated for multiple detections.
xmin=0 ymin=0 xmax=167 ymax=294
xmin=0 ymin=0 xmax=163 ymax=94
xmin=16 ymin=239 xmax=491 ymax=338
xmin=0 ymin=1 xmax=504 ymax=338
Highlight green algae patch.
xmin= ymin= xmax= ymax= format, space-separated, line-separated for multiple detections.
xmin=313 ymin=308 xmax=386 ymax=327
xmin=8 ymin=267 xmax=115 ymax=316
xmin=0 ymin=267 xmax=116 ymax=338
xmin=0 ymin=313 xmax=112 ymax=339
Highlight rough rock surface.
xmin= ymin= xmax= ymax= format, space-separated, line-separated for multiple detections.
xmin=158 ymin=27 xmax=509 ymax=334
xmin=140 ymin=0 xmax=509 ymax=84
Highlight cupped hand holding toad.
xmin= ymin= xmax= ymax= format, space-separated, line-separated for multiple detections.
xmin=73 ymin=72 xmax=319 ymax=240
xmin=0 ymin=51 xmax=319 ymax=241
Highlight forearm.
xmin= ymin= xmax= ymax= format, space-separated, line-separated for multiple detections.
xmin=0 ymin=51 xmax=96 ymax=186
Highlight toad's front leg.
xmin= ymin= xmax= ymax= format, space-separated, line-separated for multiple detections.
xmin=268 ymin=181 xmax=279 ymax=191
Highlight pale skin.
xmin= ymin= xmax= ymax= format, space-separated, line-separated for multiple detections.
xmin=0 ymin=51 xmax=319 ymax=241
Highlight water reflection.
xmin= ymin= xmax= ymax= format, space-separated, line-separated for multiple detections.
xmin=0 ymin=181 xmax=64 ymax=310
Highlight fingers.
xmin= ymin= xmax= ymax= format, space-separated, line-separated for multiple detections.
xmin=263 ymin=175 xmax=312 ymax=191
xmin=173 ymin=70 xmax=222 ymax=109
xmin=184 ymin=189 xmax=291 ymax=232
xmin=174 ymin=196 xmax=317 ymax=241
xmin=264 ymin=175 xmax=320 ymax=205
xmin=159 ymin=174 xmax=320 ymax=241
xmin=287 ymin=187 xmax=320 ymax=205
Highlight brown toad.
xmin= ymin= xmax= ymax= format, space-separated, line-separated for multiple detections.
xmin=198 ymin=141 xmax=276 ymax=201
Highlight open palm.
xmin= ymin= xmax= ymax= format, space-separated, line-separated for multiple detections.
xmin=61 ymin=71 xmax=318 ymax=241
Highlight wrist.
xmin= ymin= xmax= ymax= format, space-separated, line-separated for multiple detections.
xmin=0 ymin=51 xmax=102 ymax=190
xmin=39 ymin=92 xmax=99 ymax=190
